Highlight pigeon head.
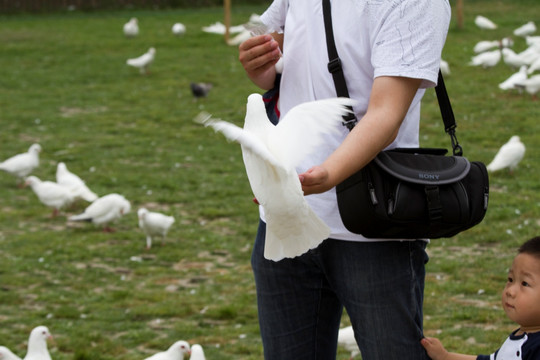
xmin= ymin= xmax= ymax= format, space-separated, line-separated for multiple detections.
xmin=24 ymin=175 xmax=41 ymax=188
xmin=27 ymin=325 xmax=52 ymax=354
xmin=137 ymin=207 xmax=148 ymax=220
xmin=120 ymin=198 xmax=131 ymax=216
xmin=169 ymin=340 xmax=191 ymax=356
xmin=29 ymin=143 xmax=42 ymax=154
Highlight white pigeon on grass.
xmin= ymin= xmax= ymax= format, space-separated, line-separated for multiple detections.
xmin=515 ymin=74 xmax=540 ymax=98
xmin=25 ymin=175 xmax=75 ymax=217
xmin=68 ymin=193 xmax=131 ymax=232
xmin=143 ymin=340 xmax=191 ymax=360
xmin=475 ymin=15 xmax=497 ymax=30
xmin=514 ymin=21 xmax=536 ymax=37
xmin=197 ymin=93 xmax=356 ymax=261
xmin=502 ymin=48 xmax=528 ymax=68
xmin=0 ymin=143 xmax=42 ymax=186
xmin=439 ymin=59 xmax=450 ymax=76
xmin=487 ymin=136 xmax=526 ymax=173
xmin=338 ymin=326 xmax=361 ymax=359
xmin=499 ymin=65 xmax=528 ymax=91
xmin=24 ymin=326 xmax=53 ymax=360
xmin=189 ymin=344 xmax=206 ymax=360
xmin=527 ymin=56 xmax=540 ymax=75
xmin=473 ymin=37 xmax=513 ymax=54
xmin=127 ymin=47 xmax=155 ymax=74
xmin=56 ymin=162 xmax=98 ymax=202
xmin=469 ymin=50 xmax=501 ymax=68
xmin=123 ymin=17 xmax=139 ymax=37
xmin=172 ymin=22 xmax=186 ymax=36
xmin=137 ymin=208 xmax=175 ymax=249
xmin=0 ymin=346 xmax=22 ymax=360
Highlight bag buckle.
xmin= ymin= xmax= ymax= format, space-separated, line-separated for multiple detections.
xmin=327 ymin=58 xmax=343 ymax=74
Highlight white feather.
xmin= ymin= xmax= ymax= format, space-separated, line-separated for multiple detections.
xmin=499 ymin=65 xmax=528 ymax=91
xmin=338 ymin=326 xmax=361 ymax=359
xmin=24 ymin=326 xmax=52 ymax=360
xmin=189 ymin=344 xmax=206 ymax=360
xmin=0 ymin=143 xmax=41 ymax=183
xmin=199 ymin=93 xmax=356 ymax=261
xmin=68 ymin=193 xmax=131 ymax=229
xmin=123 ymin=17 xmax=139 ymax=37
xmin=137 ymin=208 xmax=175 ymax=249
xmin=469 ymin=50 xmax=501 ymax=68
xmin=474 ymin=15 xmax=497 ymax=30
xmin=143 ymin=341 xmax=191 ymax=360
xmin=487 ymin=136 xmax=526 ymax=172
xmin=56 ymin=162 xmax=98 ymax=202
xmin=25 ymin=175 xmax=75 ymax=214
xmin=127 ymin=47 xmax=155 ymax=74
xmin=0 ymin=346 xmax=22 ymax=360
xmin=514 ymin=21 xmax=536 ymax=37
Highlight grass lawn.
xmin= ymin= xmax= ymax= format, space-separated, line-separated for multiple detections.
xmin=0 ymin=1 xmax=539 ymax=359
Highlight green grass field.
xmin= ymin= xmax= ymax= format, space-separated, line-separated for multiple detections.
xmin=0 ymin=1 xmax=539 ymax=359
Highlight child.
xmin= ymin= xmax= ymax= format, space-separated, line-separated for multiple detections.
xmin=421 ymin=236 xmax=540 ymax=359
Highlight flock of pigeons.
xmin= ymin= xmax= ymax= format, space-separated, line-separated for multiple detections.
xmin=0 ymin=12 xmax=532 ymax=360
xmin=0 ymin=325 xmax=205 ymax=360
xmin=0 ymin=142 xmax=176 ymax=249
xmin=469 ymin=16 xmax=540 ymax=98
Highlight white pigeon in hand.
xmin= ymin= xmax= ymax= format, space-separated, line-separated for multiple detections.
xmin=0 ymin=143 xmax=42 ymax=187
xmin=499 ymin=65 xmax=528 ymax=91
xmin=137 ymin=208 xmax=175 ymax=249
xmin=25 ymin=176 xmax=75 ymax=217
xmin=123 ymin=17 xmax=139 ymax=37
xmin=475 ymin=15 xmax=497 ymax=30
xmin=56 ymin=162 xmax=98 ymax=202
xmin=487 ymin=136 xmax=526 ymax=173
xmin=338 ymin=326 xmax=361 ymax=359
xmin=514 ymin=21 xmax=536 ymax=37
xmin=0 ymin=346 xmax=22 ymax=360
xmin=24 ymin=326 xmax=53 ymax=360
xmin=143 ymin=340 xmax=191 ymax=360
xmin=189 ymin=344 xmax=206 ymax=360
xmin=68 ymin=193 xmax=131 ymax=232
xmin=127 ymin=47 xmax=155 ymax=75
xmin=197 ymin=93 xmax=356 ymax=261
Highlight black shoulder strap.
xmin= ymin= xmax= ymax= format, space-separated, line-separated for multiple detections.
xmin=322 ymin=0 xmax=357 ymax=130
xmin=321 ymin=0 xmax=462 ymax=155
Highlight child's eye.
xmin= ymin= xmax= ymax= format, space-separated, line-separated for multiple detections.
xmin=508 ymin=277 xmax=514 ymax=283
xmin=521 ymin=281 xmax=530 ymax=287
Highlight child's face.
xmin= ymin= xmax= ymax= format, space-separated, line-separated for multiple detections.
xmin=502 ymin=253 xmax=540 ymax=332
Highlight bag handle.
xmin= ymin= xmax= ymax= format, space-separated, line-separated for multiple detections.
xmin=322 ymin=0 xmax=463 ymax=156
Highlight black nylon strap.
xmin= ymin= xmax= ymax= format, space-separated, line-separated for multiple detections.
xmin=321 ymin=0 xmax=461 ymax=155
xmin=322 ymin=0 xmax=357 ymax=130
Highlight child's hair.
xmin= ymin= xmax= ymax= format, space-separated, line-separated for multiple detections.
xmin=518 ymin=236 xmax=540 ymax=258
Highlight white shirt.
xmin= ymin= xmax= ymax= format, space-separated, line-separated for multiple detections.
xmin=260 ymin=0 xmax=451 ymax=241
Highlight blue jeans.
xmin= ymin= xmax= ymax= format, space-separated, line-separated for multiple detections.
xmin=251 ymin=220 xmax=429 ymax=360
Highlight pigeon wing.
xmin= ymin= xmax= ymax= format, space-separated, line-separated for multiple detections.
xmin=270 ymin=97 xmax=356 ymax=169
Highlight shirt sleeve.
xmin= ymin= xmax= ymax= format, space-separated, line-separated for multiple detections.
xmin=371 ymin=0 xmax=451 ymax=88
xmin=260 ymin=0 xmax=288 ymax=34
